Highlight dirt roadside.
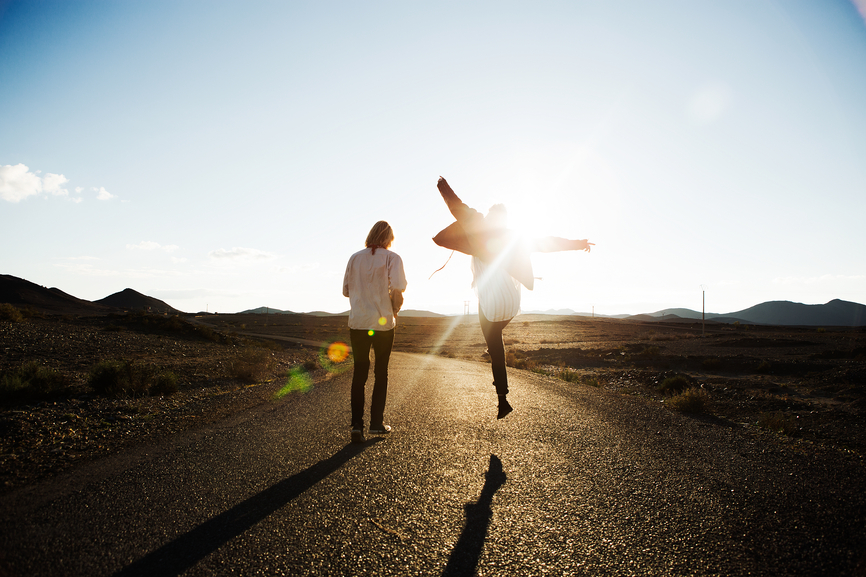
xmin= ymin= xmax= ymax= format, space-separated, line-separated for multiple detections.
xmin=1 ymin=312 xmax=864 ymax=497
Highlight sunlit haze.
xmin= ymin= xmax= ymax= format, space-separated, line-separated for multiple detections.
xmin=2 ymin=1 xmax=865 ymax=316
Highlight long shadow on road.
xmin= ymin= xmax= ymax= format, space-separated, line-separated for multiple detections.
xmin=114 ymin=440 xmax=381 ymax=577
xmin=443 ymin=454 xmax=507 ymax=577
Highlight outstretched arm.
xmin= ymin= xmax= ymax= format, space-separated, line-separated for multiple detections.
xmin=437 ymin=177 xmax=484 ymax=225
xmin=531 ymin=237 xmax=594 ymax=253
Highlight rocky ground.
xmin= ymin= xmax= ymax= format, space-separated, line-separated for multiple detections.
xmin=0 ymin=312 xmax=320 ymax=494
xmin=2 ymin=310 xmax=864 ymax=497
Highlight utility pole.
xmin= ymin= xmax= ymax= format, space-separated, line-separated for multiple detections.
xmin=701 ymin=286 xmax=706 ymax=337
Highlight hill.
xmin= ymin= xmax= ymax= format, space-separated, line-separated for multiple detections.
xmin=238 ymin=307 xmax=297 ymax=315
xmin=635 ymin=300 xmax=866 ymax=327
xmin=94 ymin=288 xmax=181 ymax=314
xmin=0 ymin=274 xmax=111 ymax=315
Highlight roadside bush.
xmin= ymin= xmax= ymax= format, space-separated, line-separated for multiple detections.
xmin=88 ymin=360 xmax=150 ymax=397
xmin=506 ymin=351 xmax=536 ymax=370
xmin=0 ymin=303 xmax=24 ymax=322
xmin=657 ymin=374 xmax=690 ymax=395
xmin=0 ymin=361 xmax=69 ymax=401
xmin=667 ymin=387 xmax=710 ymax=414
xmin=757 ymin=412 xmax=799 ymax=436
xmin=150 ymin=372 xmax=179 ymax=395
xmin=559 ymin=368 xmax=582 ymax=383
xmin=88 ymin=361 xmax=179 ymax=397
xmin=228 ymin=347 xmax=273 ymax=383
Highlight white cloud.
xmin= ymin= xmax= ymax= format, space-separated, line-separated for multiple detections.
xmin=95 ymin=187 xmax=115 ymax=200
xmin=0 ymin=164 xmax=48 ymax=202
xmin=209 ymin=247 xmax=277 ymax=261
xmin=126 ymin=241 xmax=179 ymax=252
xmin=41 ymin=172 xmax=69 ymax=196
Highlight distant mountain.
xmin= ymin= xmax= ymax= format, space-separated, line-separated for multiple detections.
xmin=398 ymin=309 xmax=446 ymax=317
xmin=0 ymin=274 xmax=111 ymax=315
xmin=94 ymin=288 xmax=181 ymax=314
xmin=520 ymin=309 xmax=629 ymax=319
xmin=634 ymin=300 xmax=866 ymax=327
xmin=728 ymin=299 xmax=866 ymax=327
xmin=238 ymin=307 xmax=297 ymax=315
xmin=304 ymin=310 xmax=350 ymax=317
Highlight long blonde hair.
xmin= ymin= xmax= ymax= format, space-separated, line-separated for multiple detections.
xmin=365 ymin=221 xmax=394 ymax=254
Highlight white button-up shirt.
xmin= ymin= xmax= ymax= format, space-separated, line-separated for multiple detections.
xmin=343 ymin=247 xmax=407 ymax=331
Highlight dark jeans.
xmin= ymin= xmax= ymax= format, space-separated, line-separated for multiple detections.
xmin=479 ymin=308 xmax=512 ymax=396
xmin=349 ymin=328 xmax=395 ymax=429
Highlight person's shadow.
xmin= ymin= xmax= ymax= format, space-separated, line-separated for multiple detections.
xmin=114 ymin=440 xmax=380 ymax=577
xmin=443 ymin=454 xmax=507 ymax=576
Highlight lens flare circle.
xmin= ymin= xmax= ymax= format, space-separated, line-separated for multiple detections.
xmin=327 ymin=341 xmax=349 ymax=363
xmin=319 ymin=340 xmax=353 ymax=375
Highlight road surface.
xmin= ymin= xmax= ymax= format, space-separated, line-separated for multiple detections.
xmin=1 ymin=352 xmax=864 ymax=575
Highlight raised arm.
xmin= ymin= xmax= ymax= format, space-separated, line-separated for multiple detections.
xmin=530 ymin=237 xmax=594 ymax=253
xmin=437 ymin=177 xmax=484 ymax=226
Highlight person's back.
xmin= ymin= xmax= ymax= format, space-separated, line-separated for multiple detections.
xmin=342 ymin=221 xmax=407 ymax=443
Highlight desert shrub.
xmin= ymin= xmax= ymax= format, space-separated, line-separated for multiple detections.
xmin=657 ymin=375 xmax=690 ymax=395
xmin=0 ymin=361 xmax=69 ymax=401
xmin=702 ymin=358 xmax=722 ymax=370
xmin=756 ymin=361 xmax=771 ymax=374
xmin=583 ymin=377 xmax=600 ymax=387
xmin=559 ymin=368 xmax=582 ymax=383
xmin=506 ymin=351 xmax=535 ymax=370
xmin=0 ymin=303 xmax=24 ymax=322
xmin=150 ymin=372 xmax=179 ymax=395
xmin=228 ymin=347 xmax=273 ymax=383
xmin=757 ymin=412 xmax=799 ymax=436
xmin=667 ymin=388 xmax=710 ymax=414
xmin=89 ymin=360 xmax=151 ymax=397
xmin=639 ymin=346 xmax=660 ymax=357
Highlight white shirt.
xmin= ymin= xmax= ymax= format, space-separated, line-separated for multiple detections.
xmin=471 ymin=256 xmax=521 ymax=322
xmin=343 ymin=247 xmax=407 ymax=331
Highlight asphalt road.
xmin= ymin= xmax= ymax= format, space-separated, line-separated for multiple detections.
xmin=1 ymin=352 xmax=864 ymax=576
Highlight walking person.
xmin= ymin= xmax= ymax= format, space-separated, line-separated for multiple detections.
xmin=343 ymin=221 xmax=408 ymax=443
xmin=433 ymin=176 xmax=593 ymax=419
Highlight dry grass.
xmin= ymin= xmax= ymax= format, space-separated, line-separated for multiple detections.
xmin=667 ymin=388 xmax=710 ymax=414
xmin=228 ymin=347 xmax=274 ymax=383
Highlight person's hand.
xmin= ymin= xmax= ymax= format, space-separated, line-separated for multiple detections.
xmin=579 ymin=240 xmax=594 ymax=252
xmin=437 ymin=176 xmax=453 ymax=195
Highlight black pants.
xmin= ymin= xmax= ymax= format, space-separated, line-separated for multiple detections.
xmin=479 ymin=308 xmax=512 ymax=396
xmin=349 ymin=328 xmax=395 ymax=429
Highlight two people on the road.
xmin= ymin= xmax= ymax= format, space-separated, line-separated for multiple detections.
xmin=434 ymin=176 xmax=593 ymax=419
xmin=342 ymin=221 xmax=407 ymax=444
xmin=343 ymin=178 xmax=593 ymax=443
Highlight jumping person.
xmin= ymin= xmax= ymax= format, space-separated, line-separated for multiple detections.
xmin=343 ymin=221 xmax=407 ymax=443
xmin=433 ymin=177 xmax=593 ymax=419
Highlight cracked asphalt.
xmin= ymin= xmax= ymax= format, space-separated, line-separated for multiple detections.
xmin=1 ymin=352 xmax=864 ymax=576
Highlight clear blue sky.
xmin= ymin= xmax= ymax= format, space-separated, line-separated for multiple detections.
xmin=2 ymin=0 xmax=865 ymax=316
